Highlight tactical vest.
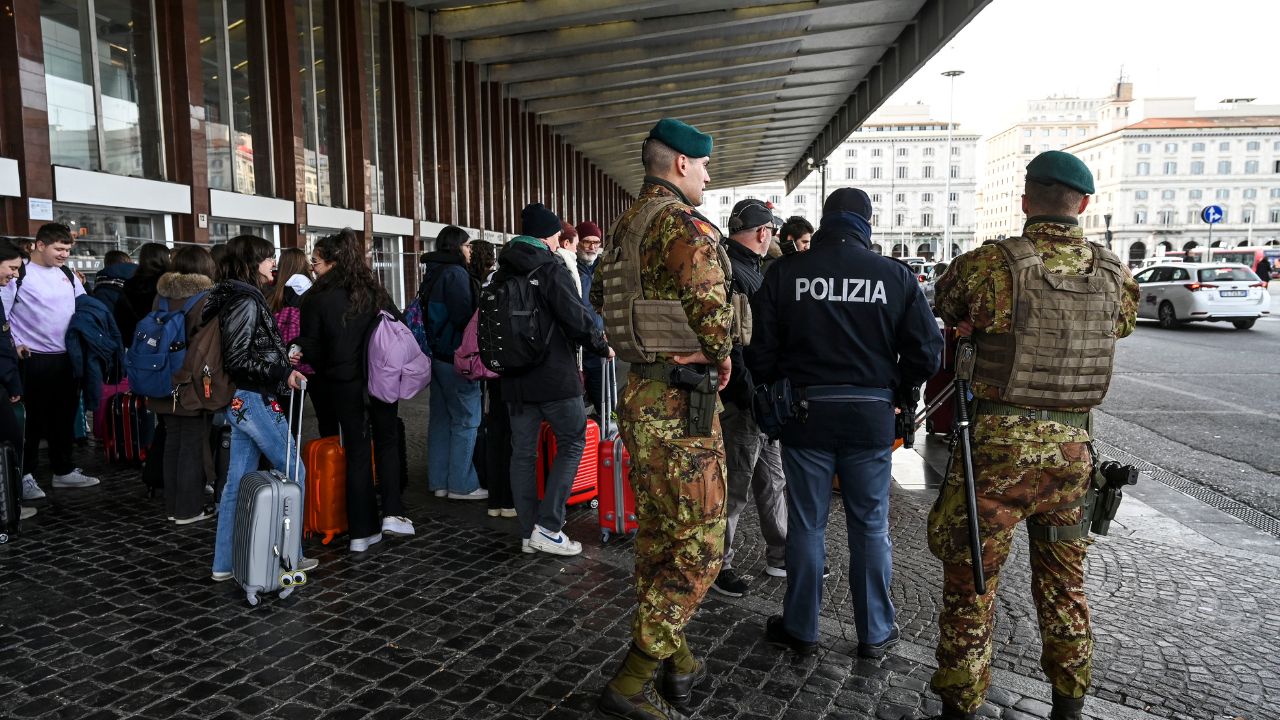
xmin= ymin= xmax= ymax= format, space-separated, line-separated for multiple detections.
xmin=600 ymin=196 xmax=749 ymax=365
xmin=972 ymin=236 xmax=1127 ymax=408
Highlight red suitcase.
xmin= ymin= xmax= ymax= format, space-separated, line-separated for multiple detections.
xmin=536 ymin=418 xmax=599 ymax=509
xmin=596 ymin=361 xmax=638 ymax=542
xmin=303 ymin=436 xmax=347 ymax=544
xmin=923 ymin=325 xmax=959 ymax=435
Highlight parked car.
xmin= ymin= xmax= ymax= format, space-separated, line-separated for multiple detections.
xmin=1132 ymin=262 xmax=1271 ymax=330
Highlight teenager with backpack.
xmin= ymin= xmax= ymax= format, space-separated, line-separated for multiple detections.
xmin=420 ymin=226 xmax=485 ymax=501
xmin=1 ymin=224 xmax=99 ymax=500
xmin=148 ymin=246 xmax=222 ymax=524
xmin=487 ymin=203 xmax=612 ymax=556
xmin=293 ymin=230 xmax=414 ymax=553
xmin=204 ymin=235 xmax=313 ymax=583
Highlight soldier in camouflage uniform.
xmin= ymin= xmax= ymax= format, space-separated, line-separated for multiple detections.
xmin=594 ymin=119 xmax=733 ymax=720
xmin=921 ymin=151 xmax=1139 ymax=720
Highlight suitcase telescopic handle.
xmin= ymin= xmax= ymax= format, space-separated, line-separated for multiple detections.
xmin=601 ymin=357 xmax=618 ymax=437
xmin=284 ymin=378 xmax=307 ymax=483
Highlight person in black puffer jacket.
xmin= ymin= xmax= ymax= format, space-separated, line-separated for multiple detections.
xmin=114 ymin=242 xmax=170 ymax=343
xmin=203 ymin=234 xmax=314 ymax=583
xmin=294 ymin=229 xmax=410 ymax=553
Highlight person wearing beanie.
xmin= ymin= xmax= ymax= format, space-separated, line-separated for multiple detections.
xmin=924 ymin=152 xmax=1138 ymax=720
xmin=594 ymin=117 xmax=734 ymax=720
xmin=419 ymin=225 xmax=487 ymax=502
xmin=496 ymin=203 xmax=612 ymax=559
xmin=746 ymin=187 xmax=942 ymax=667
xmin=574 ymin=220 xmax=607 ymax=416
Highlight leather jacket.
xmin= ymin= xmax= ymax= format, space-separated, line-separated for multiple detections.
xmin=202 ymin=280 xmax=291 ymax=396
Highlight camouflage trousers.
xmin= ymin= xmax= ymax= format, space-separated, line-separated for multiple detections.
xmin=927 ymin=438 xmax=1094 ymax=713
xmin=619 ymin=382 xmax=727 ymax=660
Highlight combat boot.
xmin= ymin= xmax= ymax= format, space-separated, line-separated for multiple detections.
xmin=1050 ymin=692 xmax=1085 ymax=720
xmin=598 ymin=680 xmax=690 ymax=720
xmin=660 ymin=656 xmax=706 ymax=705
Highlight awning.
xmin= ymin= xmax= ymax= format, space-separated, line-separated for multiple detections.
xmin=410 ymin=0 xmax=990 ymax=193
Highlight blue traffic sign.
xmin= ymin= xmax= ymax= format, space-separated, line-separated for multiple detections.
xmin=1201 ymin=205 xmax=1224 ymax=224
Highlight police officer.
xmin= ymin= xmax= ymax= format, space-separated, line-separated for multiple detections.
xmin=922 ymin=151 xmax=1139 ymax=720
xmin=593 ymin=118 xmax=733 ymax=720
xmin=748 ymin=187 xmax=942 ymax=659
xmin=711 ymin=199 xmax=788 ymax=598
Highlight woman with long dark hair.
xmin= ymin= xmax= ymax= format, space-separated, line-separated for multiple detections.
xmin=420 ymin=226 xmax=484 ymax=500
xmin=294 ymin=229 xmax=409 ymax=552
xmin=203 ymin=235 xmax=313 ymax=582
xmin=0 ymin=239 xmax=31 ymax=525
xmin=115 ymin=241 xmax=171 ymax=341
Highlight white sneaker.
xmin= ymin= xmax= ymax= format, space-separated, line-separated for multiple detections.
xmin=500 ymin=508 xmax=518 ymax=518
xmin=350 ymin=532 xmax=383 ymax=552
xmin=204 ymin=484 xmax=214 ymax=495
xmin=174 ymin=511 xmax=213 ymax=526
xmin=448 ymin=488 xmax=489 ymax=501
xmin=52 ymin=469 xmax=99 ymax=489
xmin=486 ymin=508 xmax=501 ymax=517
xmin=382 ymin=516 xmax=415 ymax=537
xmin=433 ymin=489 xmax=448 ymax=498
xmin=527 ymin=525 xmax=582 ymax=556
xmin=19 ymin=506 xmax=36 ymax=520
xmin=21 ymin=475 xmax=45 ymax=501
xmin=297 ymin=557 xmax=320 ymax=572
xmin=764 ymin=565 xmax=787 ymax=578
xmin=211 ymin=571 xmax=232 ymax=582
xmin=521 ymin=538 xmax=535 ymax=554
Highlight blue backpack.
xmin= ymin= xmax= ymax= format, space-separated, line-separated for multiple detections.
xmin=126 ymin=293 xmax=207 ymax=399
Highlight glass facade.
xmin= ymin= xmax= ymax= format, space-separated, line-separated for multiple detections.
xmin=364 ymin=0 xmax=390 ymax=214
xmin=371 ymin=235 xmax=405 ymax=306
xmin=297 ymin=0 xmax=341 ymax=206
xmin=42 ymin=0 xmax=163 ymax=178
xmin=53 ymin=202 xmax=160 ymax=272
xmin=200 ymin=0 xmax=273 ymax=195
xmin=208 ymin=219 xmax=273 ymax=246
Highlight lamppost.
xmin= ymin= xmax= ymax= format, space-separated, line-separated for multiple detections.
xmin=1103 ymin=213 xmax=1113 ymax=251
xmin=807 ymin=156 xmax=828 ymax=206
xmin=941 ymin=69 xmax=964 ymax=263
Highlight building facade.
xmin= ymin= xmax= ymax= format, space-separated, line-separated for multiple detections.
xmin=0 ymin=1 xmax=635 ymax=304
xmin=704 ymin=104 xmax=980 ymax=259
xmin=1068 ymin=115 xmax=1280 ymax=264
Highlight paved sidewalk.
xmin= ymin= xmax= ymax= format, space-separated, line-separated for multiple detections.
xmin=1 ymin=398 xmax=1277 ymax=720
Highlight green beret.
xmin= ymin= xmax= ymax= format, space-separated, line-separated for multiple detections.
xmin=1026 ymin=150 xmax=1094 ymax=194
xmin=647 ymin=118 xmax=713 ymax=159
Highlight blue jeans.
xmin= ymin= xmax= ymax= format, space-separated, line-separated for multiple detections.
xmin=782 ymin=444 xmax=895 ymax=645
xmin=212 ymin=390 xmax=306 ymax=574
xmin=427 ymin=359 xmax=481 ymax=494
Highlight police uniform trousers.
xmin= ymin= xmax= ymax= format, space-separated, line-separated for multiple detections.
xmin=927 ymin=422 xmax=1094 ymax=714
xmin=618 ymin=377 xmax=727 ymax=660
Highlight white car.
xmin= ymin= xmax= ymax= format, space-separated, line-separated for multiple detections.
xmin=1132 ymin=262 xmax=1271 ymax=330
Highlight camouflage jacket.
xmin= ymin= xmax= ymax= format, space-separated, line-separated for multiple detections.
xmin=935 ymin=218 xmax=1139 ymax=443
xmin=590 ymin=179 xmax=733 ymax=363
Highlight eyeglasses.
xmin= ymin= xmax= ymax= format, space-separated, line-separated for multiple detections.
xmin=309 ymin=258 xmax=321 ymax=265
xmin=581 ymin=239 xmax=603 ymax=248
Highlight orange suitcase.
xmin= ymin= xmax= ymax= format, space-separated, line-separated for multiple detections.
xmin=304 ymin=436 xmax=347 ymax=544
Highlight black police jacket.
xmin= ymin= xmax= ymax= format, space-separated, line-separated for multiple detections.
xmin=203 ymin=280 xmax=292 ymax=397
xmin=746 ymin=220 xmax=942 ymax=448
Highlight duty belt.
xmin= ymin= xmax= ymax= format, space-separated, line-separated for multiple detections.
xmin=631 ymin=362 xmax=680 ymax=384
xmin=973 ymin=400 xmax=1091 ymax=431
xmin=804 ymin=385 xmax=894 ymax=403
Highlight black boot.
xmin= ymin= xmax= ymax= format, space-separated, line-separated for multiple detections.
xmin=1050 ymin=692 xmax=1085 ymax=720
xmin=598 ymin=680 xmax=690 ymax=720
xmin=660 ymin=657 xmax=706 ymax=705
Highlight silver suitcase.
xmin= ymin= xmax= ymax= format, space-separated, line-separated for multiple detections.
xmin=231 ymin=382 xmax=308 ymax=606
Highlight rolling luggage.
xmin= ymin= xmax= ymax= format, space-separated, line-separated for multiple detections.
xmin=232 ymin=382 xmax=308 ymax=606
xmin=0 ymin=444 xmax=19 ymax=545
xmin=104 ymin=391 xmax=155 ymax=464
xmin=922 ymin=325 xmax=959 ymax=435
xmin=536 ymin=417 xmax=599 ymax=509
xmin=303 ymin=435 xmax=347 ymax=544
xmin=597 ymin=359 xmax=637 ymax=543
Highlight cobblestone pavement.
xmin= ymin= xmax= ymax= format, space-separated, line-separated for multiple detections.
xmin=2 ymin=398 xmax=1277 ymax=720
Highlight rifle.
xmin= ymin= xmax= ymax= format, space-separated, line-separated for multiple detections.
xmin=953 ymin=338 xmax=987 ymax=595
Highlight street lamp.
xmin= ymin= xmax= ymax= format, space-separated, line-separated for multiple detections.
xmin=941 ymin=69 xmax=964 ymax=263
xmin=807 ymin=155 xmax=828 ymax=206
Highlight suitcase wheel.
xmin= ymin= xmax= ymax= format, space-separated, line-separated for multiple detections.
xmin=926 ymin=418 xmax=935 ymax=434
xmin=278 ymin=586 xmax=293 ymax=601
xmin=589 ymin=498 xmax=599 ymax=510
xmin=245 ymin=591 xmax=260 ymax=607
xmin=601 ymin=529 xmax=611 ymax=544
xmin=0 ymin=533 xmax=8 ymax=544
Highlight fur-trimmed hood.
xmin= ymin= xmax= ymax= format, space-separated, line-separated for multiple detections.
xmin=156 ymin=272 xmax=215 ymax=301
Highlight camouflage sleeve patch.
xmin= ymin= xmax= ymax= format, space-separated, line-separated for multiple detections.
xmin=662 ymin=209 xmax=733 ymax=361
xmin=935 ymin=246 xmax=1012 ymax=334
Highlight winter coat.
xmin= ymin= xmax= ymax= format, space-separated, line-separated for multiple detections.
xmin=202 ymin=280 xmax=291 ymax=397
xmin=721 ymin=238 xmax=765 ymax=409
xmin=296 ymin=284 xmax=384 ymax=384
xmin=114 ymin=271 xmax=161 ymax=343
xmin=419 ymin=251 xmax=476 ymax=363
xmin=494 ymin=237 xmax=609 ymax=405
xmin=65 ymin=295 xmax=124 ymax=409
xmin=91 ymin=262 xmax=136 ymax=315
xmin=0 ymin=300 xmax=22 ymax=399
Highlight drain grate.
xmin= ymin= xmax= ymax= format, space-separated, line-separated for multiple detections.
xmin=1094 ymin=439 xmax=1280 ymax=539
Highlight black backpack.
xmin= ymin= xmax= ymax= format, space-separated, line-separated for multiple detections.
xmin=478 ymin=265 xmax=554 ymax=376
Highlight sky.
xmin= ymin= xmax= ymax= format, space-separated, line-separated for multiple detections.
xmin=884 ymin=0 xmax=1280 ymax=137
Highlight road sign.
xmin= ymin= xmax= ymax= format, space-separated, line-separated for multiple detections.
xmin=1201 ymin=205 xmax=1224 ymax=224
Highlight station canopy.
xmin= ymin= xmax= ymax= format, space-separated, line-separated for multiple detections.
xmin=410 ymin=0 xmax=990 ymax=193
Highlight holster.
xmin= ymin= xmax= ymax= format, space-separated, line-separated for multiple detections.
xmin=632 ymin=362 xmax=718 ymax=437
xmin=752 ymin=378 xmax=804 ymax=441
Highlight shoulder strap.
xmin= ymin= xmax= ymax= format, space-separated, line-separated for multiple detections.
xmin=180 ymin=290 xmax=208 ymax=315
